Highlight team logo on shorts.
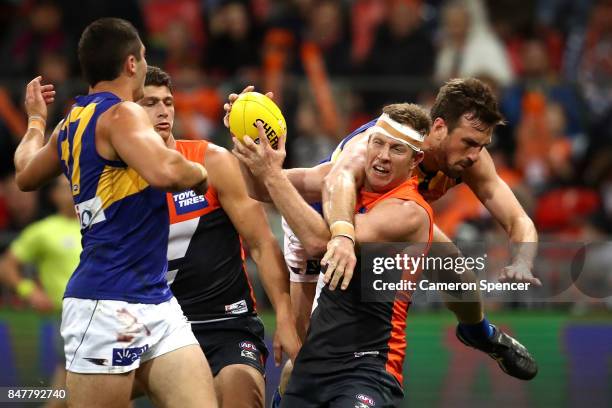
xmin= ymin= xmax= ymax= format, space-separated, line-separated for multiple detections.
xmin=241 ymin=350 xmax=257 ymax=361
xmin=355 ymin=394 xmax=376 ymax=407
xmin=239 ymin=341 xmax=258 ymax=361
xmin=240 ymin=341 xmax=257 ymax=351
xmin=112 ymin=345 xmax=149 ymax=366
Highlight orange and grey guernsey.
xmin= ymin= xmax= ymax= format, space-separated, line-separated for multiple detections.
xmin=293 ymin=177 xmax=433 ymax=386
xmin=57 ymin=92 xmax=171 ymax=303
xmin=328 ymin=119 xmax=461 ymax=202
xmin=414 ymin=163 xmax=462 ymax=202
xmin=166 ymin=140 xmax=257 ymax=321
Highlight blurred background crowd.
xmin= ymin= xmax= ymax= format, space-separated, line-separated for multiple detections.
xmin=0 ymin=0 xmax=610 ymax=310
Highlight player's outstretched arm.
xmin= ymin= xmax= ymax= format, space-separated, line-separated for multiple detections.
xmin=233 ymin=122 xmax=330 ymax=257
xmin=15 ymin=76 xmax=62 ymax=191
xmin=463 ymin=148 xmax=541 ymax=286
xmin=285 ymin=162 xmax=332 ymax=203
xmin=238 ymin=161 xmax=331 ymax=203
xmin=319 ymin=137 xmax=368 ymax=288
xmin=106 ymin=102 xmax=208 ymax=193
xmin=206 ymin=146 xmax=301 ymax=365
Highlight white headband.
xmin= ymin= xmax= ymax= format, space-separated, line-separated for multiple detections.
xmin=371 ymin=113 xmax=425 ymax=152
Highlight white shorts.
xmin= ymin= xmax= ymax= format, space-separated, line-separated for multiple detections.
xmin=61 ymin=296 xmax=198 ymax=374
xmin=282 ymin=217 xmax=320 ymax=284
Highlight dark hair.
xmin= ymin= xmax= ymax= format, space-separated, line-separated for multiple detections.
xmin=145 ymin=66 xmax=173 ymax=92
xmin=382 ymin=103 xmax=432 ymax=137
xmin=78 ymin=18 xmax=142 ymax=87
xmin=430 ymin=78 xmax=504 ymax=132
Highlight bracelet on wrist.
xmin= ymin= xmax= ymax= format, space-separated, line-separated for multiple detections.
xmin=28 ymin=115 xmax=46 ymax=135
xmin=330 ymin=220 xmax=355 ymax=246
xmin=16 ymin=279 xmax=35 ymax=299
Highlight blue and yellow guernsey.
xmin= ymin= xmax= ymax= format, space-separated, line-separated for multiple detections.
xmin=57 ymin=92 xmax=171 ymax=304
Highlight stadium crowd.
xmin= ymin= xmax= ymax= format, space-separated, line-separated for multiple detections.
xmin=0 ymin=0 xmax=610 ymax=310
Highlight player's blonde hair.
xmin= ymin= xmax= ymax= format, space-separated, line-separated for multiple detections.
xmin=382 ymin=103 xmax=431 ymax=138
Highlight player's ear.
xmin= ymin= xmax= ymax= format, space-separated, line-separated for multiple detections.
xmin=410 ymin=151 xmax=424 ymax=169
xmin=126 ymin=54 xmax=137 ymax=76
xmin=431 ymin=117 xmax=447 ymax=138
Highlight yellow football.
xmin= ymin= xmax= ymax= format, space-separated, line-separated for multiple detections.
xmin=228 ymin=92 xmax=286 ymax=149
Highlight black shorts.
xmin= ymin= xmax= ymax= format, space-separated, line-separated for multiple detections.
xmin=191 ymin=315 xmax=268 ymax=377
xmin=281 ymin=364 xmax=403 ymax=408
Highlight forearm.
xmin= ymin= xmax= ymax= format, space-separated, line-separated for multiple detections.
xmin=286 ymin=164 xmax=330 ymax=203
xmin=15 ymin=129 xmax=45 ymax=170
xmin=264 ymin=171 xmax=329 ymax=256
xmin=238 ymin=160 xmax=272 ymax=202
xmin=0 ymin=254 xmax=27 ymax=291
xmin=507 ymin=215 xmax=538 ymax=267
xmin=237 ymin=163 xmax=322 ymax=203
xmin=14 ymin=127 xmax=47 ymax=189
xmin=179 ymin=160 xmax=207 ymax=190
xmin=250 ymin=239 xmax=293 ymax=320
xmin=16 ymin=83 xmax=50 ymax=179
xmin=322 ymin=169 xmax=357 ymax=226
xmin=159 ymin=153 xmax=207 ymax=192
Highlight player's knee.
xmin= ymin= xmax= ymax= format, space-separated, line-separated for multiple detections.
xmin=215 ymin=365 xmax=264 ymax=408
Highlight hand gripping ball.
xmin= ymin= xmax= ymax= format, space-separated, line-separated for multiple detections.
xmin=228 ymin=92 xmax=287 ymax=149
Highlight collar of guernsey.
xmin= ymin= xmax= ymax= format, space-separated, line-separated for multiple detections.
xmin=57 ymin=91 xmax=172 ymax=304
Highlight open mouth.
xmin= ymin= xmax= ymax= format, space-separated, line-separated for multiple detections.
xmin=372 ymin=164 xmax=390 ymax=175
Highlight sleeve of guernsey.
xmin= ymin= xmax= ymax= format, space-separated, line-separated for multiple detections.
xmin=9 ymin=221 xmax=44 ymax=264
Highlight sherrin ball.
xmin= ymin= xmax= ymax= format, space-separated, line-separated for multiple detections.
xmin=228 ymin=92 xmax=287 ymax=149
